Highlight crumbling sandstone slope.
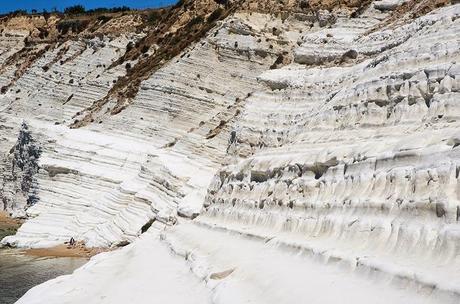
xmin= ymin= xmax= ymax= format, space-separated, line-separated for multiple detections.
xmin=1 ymin=0 xmax=460 ymax=303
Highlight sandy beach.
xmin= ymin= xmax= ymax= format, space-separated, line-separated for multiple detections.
xmin=1 ymin=212 xmax=106 ymax=259
xmin=0 ymin=212 xmax=23 ymax=241
xmin=23 ymin=242 xmax=109 ymax=259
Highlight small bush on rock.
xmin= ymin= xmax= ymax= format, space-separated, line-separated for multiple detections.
xmin=64 ymin=5 xmax=86 ymax=15
xmin=207 ymin=7 xmax=224 ymax=23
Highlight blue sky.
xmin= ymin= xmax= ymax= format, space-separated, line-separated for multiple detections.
xmin=0 ymin=0 xmax=178 ymax=14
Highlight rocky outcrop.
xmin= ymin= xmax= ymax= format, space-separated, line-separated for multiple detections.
xmin=1 ymin=0 xmax=460 ymax=303
xmin=0 ymin=122 xmax=41 ymax=217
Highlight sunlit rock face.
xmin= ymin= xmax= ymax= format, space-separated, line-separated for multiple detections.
xmin=2 ymin=1 xmax=460 ymax=303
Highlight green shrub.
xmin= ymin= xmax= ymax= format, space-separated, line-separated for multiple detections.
xmin=64 ymin=5 xmax=86 ymax=15
xmin=141 ymin=45 xmax=149 ymax=53
xmin=188 ymin=16 xmax=204 ymax=27
xmin=87 ymin=6 xmax=130 ymax=14
xmin=57 ymin=20 xmax=87 ymax=34
xmin=11 ymin=10 xmax=27 ymax=16
xmin=126 ymin=41 xmax=134 ymax=52
xmin=207 ymin=7 xmax=224 ymax=23
xmin=97 ymin=15 xmax=112 ymax=23
xmin=148 ymin=10 xmax=162 ymax=24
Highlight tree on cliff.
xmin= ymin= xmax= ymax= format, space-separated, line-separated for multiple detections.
xmin=64 ymin=5 xmax=86 ymax=15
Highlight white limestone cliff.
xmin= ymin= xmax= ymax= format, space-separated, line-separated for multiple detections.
xmin=1 ymin=1 xmax=460 ymax=303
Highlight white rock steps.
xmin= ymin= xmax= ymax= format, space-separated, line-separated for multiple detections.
xmin=1 ymin=124 xmax=197 ymax=248
xmin=198 ymin=4 xmax=460 ymax=301
xmin=15 ymin=220 xmax=459 ymax=304
xmin=1 ymin=12 xmax=285 ymax=247
xmin=2 ymin=35 xmax=137 ymax=124
xmin=1 ymin=2 xmax=460 ymax=303
xmin=16 ymin=224 xmax=214 ymax=304
xmin=164 ymin=221 xmax=457 ymax=304
xmin=0 ymin=32 xmax=138 ymax=217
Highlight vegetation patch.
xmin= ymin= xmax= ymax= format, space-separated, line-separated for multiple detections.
xmin=57 ymin=19 xmax=89 ymax=35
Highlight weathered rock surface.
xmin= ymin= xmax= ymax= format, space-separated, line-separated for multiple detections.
xmin=1 ymin=0 xmax=460 ymax=303
xmin=1 ymin=122 xmax=41 ymax=217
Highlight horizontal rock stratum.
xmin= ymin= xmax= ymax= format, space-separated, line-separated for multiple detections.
xmin=1 ymin=0 xmax=460 ymax=303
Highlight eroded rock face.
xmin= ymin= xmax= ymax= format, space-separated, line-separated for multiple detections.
xmin=1 ymin=0 xmax=460 ymax=303
xmin=1 ymin=122 xmax=41 ymax=217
